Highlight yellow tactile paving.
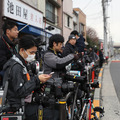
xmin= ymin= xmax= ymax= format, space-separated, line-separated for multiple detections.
xmin=98 ymin=72 xmax=102 ymax=77
xmin=91 ymin=100 xmax=100 ymax=119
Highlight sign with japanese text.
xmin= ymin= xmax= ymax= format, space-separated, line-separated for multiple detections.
xmin=3 ymin=0 xmax=43 ymax=28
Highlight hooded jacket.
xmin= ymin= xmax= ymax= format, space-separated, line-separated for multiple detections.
xmin=3 ymin=54 xmax=40 ymax=108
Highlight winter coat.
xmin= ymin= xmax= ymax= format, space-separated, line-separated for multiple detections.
xmin=43 ymin=48 xmax=74 ymax=78
xmin=62 ymin=42 xmax=78 ymax=57
xmin=3 ymin=54 xmax=40 ymax=108
xmin=0 ymin=34 xmax=17 ymax=71
xmin=76 ymin=35 xmax=85 ymax=53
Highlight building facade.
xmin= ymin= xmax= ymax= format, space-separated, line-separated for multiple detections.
xmin=0 ymin=0 xmax=63 ymax=49
xmin=74 ymin=8 xmax=86 ymax=41
xmin=0 ymin=0 xmax=87 ymax=46
xmin=63 ymin=0 xmax=73 ymax=43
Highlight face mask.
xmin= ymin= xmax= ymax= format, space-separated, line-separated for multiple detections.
xmin=25 ymin=50 xmax=35 ymax=62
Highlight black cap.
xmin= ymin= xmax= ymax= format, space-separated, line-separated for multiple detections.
xmin=68 ymin=34 xmax=76 ymax=41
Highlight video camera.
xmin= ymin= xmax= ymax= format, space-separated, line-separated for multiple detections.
xmin=27 ymin=60 xmax=40 ymax=76
xmin=33 ymin=78 xmax=74 ymax=107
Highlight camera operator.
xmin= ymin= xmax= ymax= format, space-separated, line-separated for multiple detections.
xmin=43 ymin=34 xmax=80 ymax=120
xmin=71 ymin=30 xmax=85 ymax=53
xmin=0 ymin=20 xmax=19 ymax=86
xmin=44 ymin=34 xmax=80 ymax=78
xmin=62 ymin=34 xmax=78 ymax=57
xmin=3 ymin=35 xmax=51 ymax=120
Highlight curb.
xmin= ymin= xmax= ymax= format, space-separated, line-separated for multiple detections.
xmin=93 ymin=66 xmax=104 ymax=118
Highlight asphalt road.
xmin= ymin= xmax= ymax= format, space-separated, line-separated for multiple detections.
xmin=110 ymin=59 xmax=120 ymax=102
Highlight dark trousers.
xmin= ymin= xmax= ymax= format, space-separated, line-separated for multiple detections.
xmin=25 ymin=103 xmax=59 ymax=120
xmin=43 ymin=104 xmax=59 ymax=120
xmin=99 ymin=60 xmax=103 ymax=68
xmin=25 ymin=103 xmax=38 ymax=120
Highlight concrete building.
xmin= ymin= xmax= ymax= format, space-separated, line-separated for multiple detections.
xmin=63 ymin=0 xmax=73 ymax=43
xmin=0 ymin=0 xmax=63 ymax=48
xmin=74 ymin=8 xmax=86 ymax=41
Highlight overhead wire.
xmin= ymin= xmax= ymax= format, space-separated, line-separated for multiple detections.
xmin=82 ymin=0 xmax=95 ymax=11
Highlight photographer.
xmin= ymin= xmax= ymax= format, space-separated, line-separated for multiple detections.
xmin=0 ymin=20 xmax=19 ymax=86
xmin=44 ymin=34 xmax=79 ymax=78
xmin=62 ymin=34 xmax=78 ymax=57
xmin=43 ymin=34 xmax=80 ymax=120
xmin=3 ymin=35 xmax=51 ymax=120
xmin=71 ymin=30 xmax=85 ymax=53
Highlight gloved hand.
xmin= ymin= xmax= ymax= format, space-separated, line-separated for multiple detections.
xmin=73 ymin=54 xmax=79 ymax=60
xmin=77 ymin=52 xmax=84 ymax=58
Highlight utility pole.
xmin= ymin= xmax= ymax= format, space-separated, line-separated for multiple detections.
xmin=102 ymin=0 xmax=108 ymax=57
xmin=102 ymin=0 xmax=112 ymax=56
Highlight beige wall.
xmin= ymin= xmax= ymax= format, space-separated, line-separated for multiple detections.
xmin=38 ymin=0 xmax=45 ymax=17
xmin=57 ymin=4 xmax=63 ymax=30
xmin=20 ymin=0 xmax=38 ymax=8
xmin=63 ymin=0 xmax=73 ymax=43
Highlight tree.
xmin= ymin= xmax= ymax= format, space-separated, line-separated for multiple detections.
xmin=86 ymin=27 xmax=100 ymax=50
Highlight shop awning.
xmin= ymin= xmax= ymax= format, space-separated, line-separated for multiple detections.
xmin=17 ymin=22 xmax=52 ymax=37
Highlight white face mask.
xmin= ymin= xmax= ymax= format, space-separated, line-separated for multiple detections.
xmin=24 ymin=50 xmax=35 ymax=62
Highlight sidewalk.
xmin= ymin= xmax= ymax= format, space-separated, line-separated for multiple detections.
xmin=101 ymin=62 xmax=120 ymax=120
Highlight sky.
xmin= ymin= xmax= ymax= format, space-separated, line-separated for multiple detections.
xmin=73 ymin=0 xmax=120 ymax=44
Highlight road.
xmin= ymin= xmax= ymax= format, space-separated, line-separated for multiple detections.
xmin=110 ymin=60 xmax=120 ymax=102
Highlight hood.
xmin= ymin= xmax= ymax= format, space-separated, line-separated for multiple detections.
xmin=3 ymin=55 xmax=27 ymax=74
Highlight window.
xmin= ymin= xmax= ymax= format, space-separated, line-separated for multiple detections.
xmin=80 ymin=23 xmax=84 ymax=34
xmin=73 ymin=22 xmax=77 ymax=30
xmin=46 ymin=1 xmax=55 ymax=23
xmin=65 ymin=14 xmax=71 ymax=28
xmin=67 ymin=16 xmax=70 ymax=27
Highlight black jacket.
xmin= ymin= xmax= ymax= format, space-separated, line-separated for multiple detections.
xmin=0 ymin=34 xmax=17 ymax=71
xmin=76 ymin=35 xmax=85 ymax=53
xmin=3 ymin=54 xmax=40 ymax=108
xmin=99 ymin=50 xmax=104 ymax=61
xmin=63 ymin=42 xmax=78 ymax=57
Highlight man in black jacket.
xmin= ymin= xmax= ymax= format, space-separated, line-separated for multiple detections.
xmin=0 ymin=20 xmax=19 ymax=85
xmin=63 ymin=34 xmax=78 ymax=57
xmin=99 ymin=49 xmax=104 ymax=68
xmin=71 ymin=30 xmax=85 ymax=53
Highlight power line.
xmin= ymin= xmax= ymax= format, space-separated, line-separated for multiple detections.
xmin=82 ymin=0 xmax=95 ymax=10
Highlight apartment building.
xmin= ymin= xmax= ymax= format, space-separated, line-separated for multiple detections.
xmin=74 ymin=8 xmax=86 ymax=41
xmin=0 ymin=0 xmax=63 ymax=48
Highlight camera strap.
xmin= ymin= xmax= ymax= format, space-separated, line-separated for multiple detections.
xmin=26 ymin=73 xmax=30 ymax=81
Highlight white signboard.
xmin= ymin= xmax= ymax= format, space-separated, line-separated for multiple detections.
xmin=3 ymin=0 xmax=43 ymax=28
